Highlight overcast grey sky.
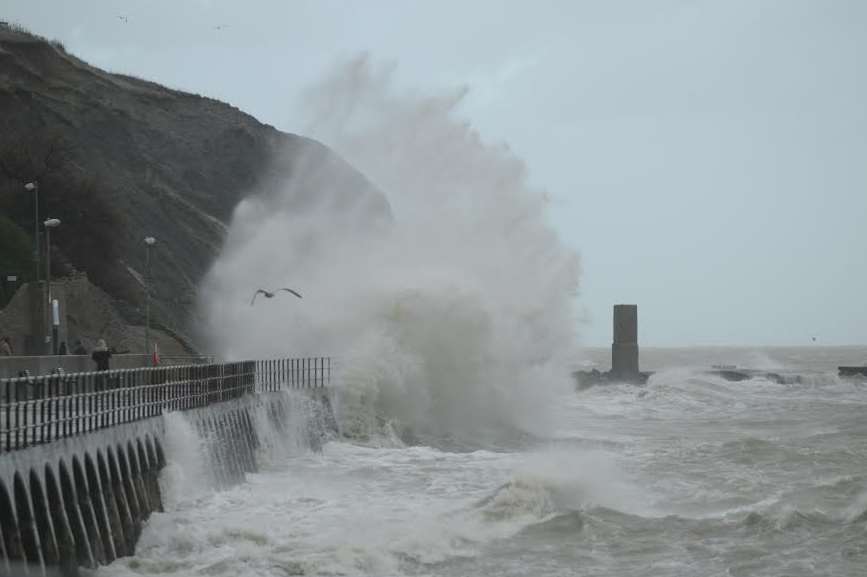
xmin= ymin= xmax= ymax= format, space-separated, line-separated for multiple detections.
xmin=4 ymin=0 xmax=866 ymax=346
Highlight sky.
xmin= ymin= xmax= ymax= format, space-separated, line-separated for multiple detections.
xmin=4 ymin=0 xmax=866 ymax=346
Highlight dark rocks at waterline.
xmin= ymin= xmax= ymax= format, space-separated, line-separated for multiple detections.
xmin=573 ymin=369 xmax=652 ymax=390
xmin=705 ymin=368 xmax=803 ymax=385
xmin=574 ymin=367 xmax=808 ymax=390
xmin=838 ymin=366 xmax=867 ymax=378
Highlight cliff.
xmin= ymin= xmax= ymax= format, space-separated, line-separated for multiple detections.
xmin=0 ymin=22 xmax=389 ymax=351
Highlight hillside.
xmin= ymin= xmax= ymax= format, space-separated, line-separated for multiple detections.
xmin=0 ymin=22 xmax=389 ymax=351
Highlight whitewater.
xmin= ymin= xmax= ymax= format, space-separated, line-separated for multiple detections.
xmin=99 ymin=347 xmax=867 ymax=577
xmin=103 ymin=59 xmax=866 ymax=576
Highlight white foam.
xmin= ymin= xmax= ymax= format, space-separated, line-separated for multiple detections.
xmin=159 ymin=411 xmax=212 ymax=509
xmin=198 ymin=56 xmax=580 ymax=447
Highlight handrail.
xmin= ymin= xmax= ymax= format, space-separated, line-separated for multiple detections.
xmin=0 ymin=356 xmax=331 ymax=453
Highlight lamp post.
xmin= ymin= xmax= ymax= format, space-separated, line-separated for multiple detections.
xmin=25 ymin=182 xmax=41 ymax=354
xmin=44 ymin=218 xmax=61 ymax=354
xmin=144 ymin=236 xmax=156 ymax=358
xmin=24 ymin=182 xmax=40 ymax=283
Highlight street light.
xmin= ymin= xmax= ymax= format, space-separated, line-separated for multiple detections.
xmin=24 ymin=182 xmax=40 ymax=283
xmin=144 ymin=236 xmax=156 ymax=359
xmin=44 ymin=218 xmax=61 ymax=354
xmin=25 ymin=182 xmax=42 ymax=354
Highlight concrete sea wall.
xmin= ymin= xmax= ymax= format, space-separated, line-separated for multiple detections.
xmin=0 ymin=358 xmax=333 ymax=575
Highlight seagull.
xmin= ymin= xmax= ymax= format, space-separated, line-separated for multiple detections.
xmin=250 ymin=288 xmax=303 ymax=306
xmin=215 ymin=24 xmax=228 ymax=31
xmin=118 ymin=16 xmax=129 ymax=23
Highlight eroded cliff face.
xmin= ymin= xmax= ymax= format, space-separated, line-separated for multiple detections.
xmin=0 ymin=23 xmax=389 ymax=350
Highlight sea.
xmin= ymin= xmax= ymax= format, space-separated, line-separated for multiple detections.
xmin=101 ymin=346 xmax=867 ymax=577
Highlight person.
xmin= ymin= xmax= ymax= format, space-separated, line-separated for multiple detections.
xmin=58 ymin=341 xmax=68 ymax=355
xmin=0 ymin=336 xmax=12 ymax=356
xmin=72 ymin=340 xmax=87 ymax=355
xmin=91 ymin=339 xmax=112 ymax=371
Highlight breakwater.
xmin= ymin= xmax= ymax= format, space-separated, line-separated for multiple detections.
xmin=0 ymin=358 xmax=332 ymax=575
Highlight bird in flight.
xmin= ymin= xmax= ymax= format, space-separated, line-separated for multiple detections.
xmin=118 ymin=16 xmax=129 ymax=23
xmin=250 ymin=288 xmax=303 ymax=305
xmin=214 ymin=24 xmax=228 ymax=31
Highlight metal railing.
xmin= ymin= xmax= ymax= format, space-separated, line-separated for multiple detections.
xmin=257 ymin=357 xmax=331 ymax=391
xmin=0 ymin=357 xmax=331 ymax=453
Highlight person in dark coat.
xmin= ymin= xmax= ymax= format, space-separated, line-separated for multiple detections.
xmin=58 ymin=341 xmax=68 ymax=355
xmin=91 ymin=339 xmax=112 ymax=371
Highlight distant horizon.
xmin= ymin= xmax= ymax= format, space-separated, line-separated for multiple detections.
xmin=578 ymin=343 xmax=867 ymax=350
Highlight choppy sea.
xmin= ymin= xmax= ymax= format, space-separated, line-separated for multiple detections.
xmin=102 ymin=347 xmax=867 ymax=577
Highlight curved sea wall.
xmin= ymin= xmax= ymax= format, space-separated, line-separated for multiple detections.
xmin=0 ymin=358 xmax=333 ymax=575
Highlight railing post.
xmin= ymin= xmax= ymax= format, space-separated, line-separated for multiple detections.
xmin=12 ymin=378 xmax=19 ymax=450
xmin=145 ymin=367 xmax=152 ymax=419
xmin=98 ymin=371 xmax=106 ymax=430
xmin=86 ymin=371 xmax=93 ymax=433
xmin=112 ymin=370 xmax=119 ymax=428
xmin=129 ymin=369 xmax=137 ymax=423
xmin=46 ymin=374 xmax=55 ymax=443
xmin=4 ymin=378 xmax=10 ymax=451
xmin=59 ymin=374 xmax=67 ymax=439
xmin=36 ymin=375 xmax=44 ymax=445
xmin=139 ymin=368 xmax=145 ymax=421
xmin=73 ymin=373 xmax=80 ymax=436
xmin=23 ymin=376 xmax=29 ymax=448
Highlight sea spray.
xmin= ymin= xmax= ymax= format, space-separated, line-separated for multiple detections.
xmin=475 ymin=447 xmax=654 ymax=521
xmin=199 ymin=55 xmax=581 ymax=447
xmin=157 ymin=392 xmax=330 ymax=505
xmin=249 ymin=390 xmax=330 ymax=468
xmin=159 ymin=411 xmax=211 ymax=508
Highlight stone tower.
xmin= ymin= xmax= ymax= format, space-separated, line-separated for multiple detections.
xmin=611 ymin=304 xmax=639 ymax=378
